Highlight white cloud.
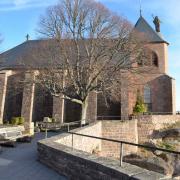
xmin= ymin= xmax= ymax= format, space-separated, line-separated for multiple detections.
xmin=13 ymin=0 xmax=30 ymax=6
xmin=0 ymin=0 xmax=58 ymax=11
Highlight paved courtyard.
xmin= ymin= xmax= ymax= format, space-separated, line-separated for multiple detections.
xmin=0 ymin=132 xmax=67 ymax=180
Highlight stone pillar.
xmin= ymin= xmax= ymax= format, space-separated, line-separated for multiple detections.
xmin=21 ymin=72 xmax=35 ymax=134
xmin=86 ymin=92 xmax=97 ymax=123
xmin=0 ymin=71 xmax=12 ymax=124
xmin=171 ymin=78 xmax=176 ymax=115
xmin=121 ymin=78 xmax=129 ymax=120
xmin=53 ymin=95 xmax=64 ymax=123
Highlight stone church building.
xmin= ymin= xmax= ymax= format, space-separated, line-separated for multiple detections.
xmin=0 ymin=16 xmax=176 ymax=130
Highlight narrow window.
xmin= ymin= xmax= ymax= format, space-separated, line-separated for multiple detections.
xmin=144 ymin=85 xmax=152 ymax=111
xmin=151 ymin=52 xmax=158 ymax=67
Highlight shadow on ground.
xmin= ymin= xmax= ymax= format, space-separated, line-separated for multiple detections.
xmin=0 ymin=132 xmax=67 ymax=180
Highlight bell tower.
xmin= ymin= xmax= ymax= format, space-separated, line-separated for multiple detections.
xmin=134 ymin=16 xmax=169 ymax=74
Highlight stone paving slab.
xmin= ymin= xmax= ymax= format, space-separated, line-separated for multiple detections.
xmin=0 ymin=132 xmax=67 ymax=180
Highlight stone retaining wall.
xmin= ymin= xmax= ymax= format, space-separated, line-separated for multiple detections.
xmin=137 ymin=115 xmax=180 ymax=143
xmin=101 ymin=120 xmax=138 ymax=158
xmin=38 ymin=130 xmax=163 ymax=180
xmin=55 ymin=120 xmax=138 ymax=157
xmin=56 ymin=122 xmax=102 ymax=153
xmin=38 ymin=115 xmax=180 ymax=179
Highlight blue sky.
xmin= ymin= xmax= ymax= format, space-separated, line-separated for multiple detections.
xmin=0 ymin=0 xmax=180 ymax=111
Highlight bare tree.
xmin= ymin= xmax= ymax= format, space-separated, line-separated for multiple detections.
xmin=31 ymin=0 xmax=150 ymax=124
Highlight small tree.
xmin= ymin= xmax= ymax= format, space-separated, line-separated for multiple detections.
xmin=133 ymin=91 xmax=147 ymax=114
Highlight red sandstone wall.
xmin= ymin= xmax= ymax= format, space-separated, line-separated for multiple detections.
xmin=56 ymin=120 xmax=138 ymax=158
xmin=126 ymin=74 xmax=175 ymax=116
xmin=101 ymin=120 xmax=138 ymax=158
xmin=137 ymin=115 xmax=180 ymax=143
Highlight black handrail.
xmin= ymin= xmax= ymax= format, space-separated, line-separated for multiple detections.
xmin=97 ymin=112 xmax=180 ymax=119
xmin=68 ymin=132 xmax=180 ymax=155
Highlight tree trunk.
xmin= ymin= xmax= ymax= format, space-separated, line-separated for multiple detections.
xmin=81 ymin=98 xmax=88 ymax=125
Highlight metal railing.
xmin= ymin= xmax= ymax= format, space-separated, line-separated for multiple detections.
xmin=68 ymin=132 xmax=180 ymax=167
xmin=97 ymin=112 xmax=180 ymax=120
xmin=40 ymin=120 xmax=83 ymax=138
xmin=97 ymin=116 xmax=130 ymax=120
xmin=63 ymin=120 xmax=82 ymax=132
xmin=142 ymin=112 xmax=179 ymax=115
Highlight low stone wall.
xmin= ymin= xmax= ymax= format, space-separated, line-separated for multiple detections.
xmin=55 ymin=120 xmax=138 ymax=157
xmin=37 ymin=116 xmax=179 ymax=179
xmin=137 ymin=115 xmax=180 ymax=143
xmin=38 ymin=130 xmax=163 ymax=180
xmin=56 ymin=122 xmax=102 ymax=153
xmin=101 ymin=120 xmax=138 ymax=158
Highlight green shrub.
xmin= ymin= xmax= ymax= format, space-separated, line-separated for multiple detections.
xmin=11 ymin=117 xmax=19 ymax=125
xmin=158 ymin=141 xmax=175 ymax=151
xmin=133 ymin=92 xmax=147 ymax=114
xmin=18 ymin=117 xmax=24 ymax=125
xmin=11 ymin=117 xmax=25 ymax=125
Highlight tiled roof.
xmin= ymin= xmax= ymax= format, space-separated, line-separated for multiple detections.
xmin=0 ymin=16 xmax=169 ymax=70
xmin=134 ymin=16 xmax=168 ymax=44
xmin=0 ymin=40 xmax=56 ymax=70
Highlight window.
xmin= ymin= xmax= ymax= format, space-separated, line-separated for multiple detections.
xmin=151 ymin=51 xmax=158 ymax=67
xmin=138 ymin=49 xmax=158 ymax=67
xmin=144 ymin=85 xmax=152 ymax=111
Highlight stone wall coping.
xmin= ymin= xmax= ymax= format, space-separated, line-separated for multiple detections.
xmin=137 ymin=115 xmax=180 ymax=121
xmin=101 ymin=120 xmax=137 ymax=122
xmin=38 ymin=131 xmax=164 ymax=179
xmin=39 ymin=121 xmax=102 ymax=145
xmin=70 ymin=121 xmax=101 ymax=133
xmin=151 ymin=115 xmax=180 ymax=117
xmin=136 ymin=114 xmax=180 ymax=116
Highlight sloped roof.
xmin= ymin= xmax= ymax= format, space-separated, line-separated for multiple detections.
xmin=0 ymin=40 xmax=39 ymax=69
xmin=134 ymin=16 xmax=168 ymax=44
xmin=0 ymin=16 xmax=169 ymax=70
xmin=0 ymin=40 xmax=58 ymax=70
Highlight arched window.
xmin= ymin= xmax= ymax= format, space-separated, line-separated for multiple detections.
xmin=151 ymin=51 xmax=158 ymax=67
xmin=137 ymin=49 xmax=158 ymax=67
xmin=144 ymin=85 xmax=152 ymax=111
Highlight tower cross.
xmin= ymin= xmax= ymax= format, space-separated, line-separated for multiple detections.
xmin=26 ymin=34 xmax=30 ymax=41
xmin=139 ymin=0 xmax=142 ymax=16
